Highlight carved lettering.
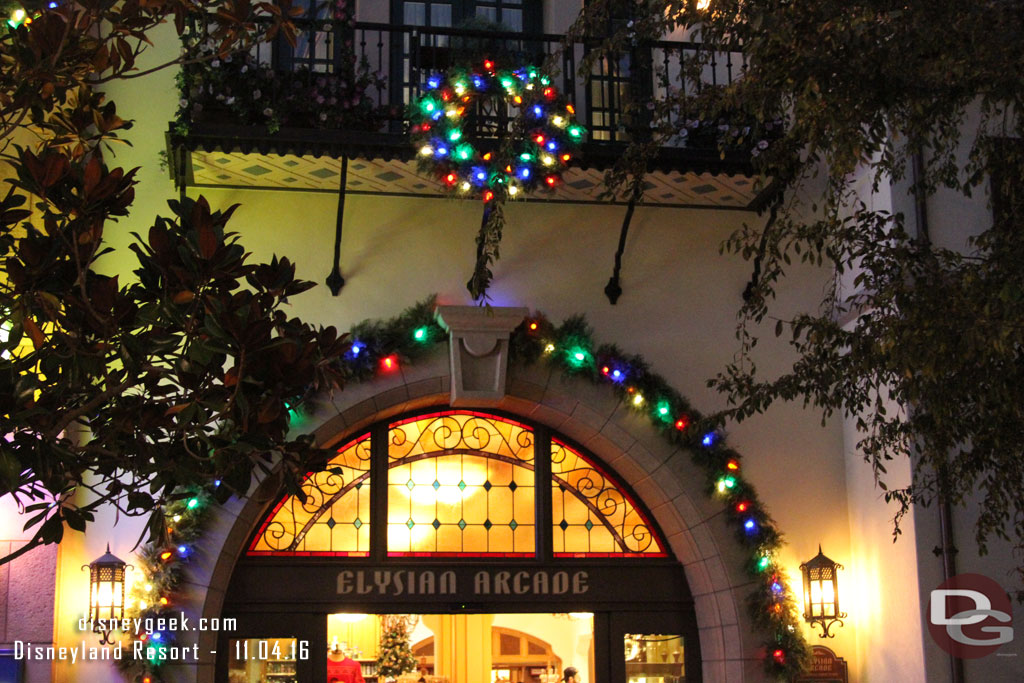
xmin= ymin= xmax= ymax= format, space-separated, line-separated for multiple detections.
xmin=439 ymin=571 xmax=456 ymax=594
xmin=339 ymin=568 xmax=595 ymax=597
xmin=337 ymin=571 xmax=354 ymax=595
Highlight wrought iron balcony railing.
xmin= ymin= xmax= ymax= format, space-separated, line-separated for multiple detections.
xmin=178 ymin=16 xmax=749 ymax=152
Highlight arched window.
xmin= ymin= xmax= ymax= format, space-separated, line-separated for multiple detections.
xmin=248 ymin=409 xmax=666 ymax=558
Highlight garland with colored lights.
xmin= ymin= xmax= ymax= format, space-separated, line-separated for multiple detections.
xmin=118 ymin=298 xmax=807 ymax=681
xmin=408 ymin=62 xmax=586 ymax=301
xmin=508 ymin=314 xmax=810 ymax=679
xmin=117 ymin=492 xmax=214 ymax=683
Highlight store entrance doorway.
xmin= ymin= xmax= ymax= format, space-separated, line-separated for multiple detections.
xmin=223 ymin=608 xmax=692 ymax=683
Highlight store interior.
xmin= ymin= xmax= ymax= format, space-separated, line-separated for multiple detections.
xmin=227 ymin=612 xmax=686 ymax=683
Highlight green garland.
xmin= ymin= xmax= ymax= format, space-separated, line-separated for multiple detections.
xmin=116 ymin=492 xmax=213 ymax=683
xmin=119 ymin=298 xmax=808 ymax=681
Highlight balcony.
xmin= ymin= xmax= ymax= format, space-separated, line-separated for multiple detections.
xmin=167 ymin=17 xmax=773 ymax=210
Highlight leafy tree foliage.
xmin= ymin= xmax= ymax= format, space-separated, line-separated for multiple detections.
xmin=573 ymin=1 xmax=1024 ymax=582
xmin=0 ymin=0 xmax=345 ymax=565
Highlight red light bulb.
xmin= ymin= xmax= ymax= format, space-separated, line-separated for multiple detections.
xmin=675 ymin=416 xmax=689 ymax=430
xmin=726 ymin=460 xmax=739 ymax=471
xmin=736 ymin=501 xmax=749 ymax=513
xmin=381 ymin=355 xmax=398 ymax=371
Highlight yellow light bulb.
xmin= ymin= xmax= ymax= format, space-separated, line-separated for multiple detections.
xmin=508 ymin=185 xmax=519 ymax=196
xmin=419 ymin=146 xmax=433 ymax=156
xmin=544 ymin=343 xmax=555 ymax=353
xmin=633 ymin=394 xmax=645 ymax=406
xmin=552 ymin=116 xmax=565 ymax=127
xmin=446 ymin=107 xmax=459 ymax=118
xmin=542 ymin=155 xmax=554 ymax=166
xmin=461 ymin=182 xmax=471 ymax=191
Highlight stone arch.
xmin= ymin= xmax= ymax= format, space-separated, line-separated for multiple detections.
xmin=178 ymin=344 xmax=760 ymax=683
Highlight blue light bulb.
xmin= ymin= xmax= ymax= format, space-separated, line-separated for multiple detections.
xmin=546 ymin=141 xmax=557 ymax=151
xmin=427 ymin=76 xmax=441 ymax=89
xmin=519 ymin=168 xmax=531 ymax=179
xmin=533 ymin=105 xmax=543 ymax=117
xmin=702 ymin=433 xmax=715 ymax=447
xmin=744 ymin=518 xmax=757 ymax=533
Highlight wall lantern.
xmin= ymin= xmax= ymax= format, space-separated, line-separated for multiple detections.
xmin=83 ymin=544 xmax=131 ymax=644
xmin=800 ymin=545 xmax=846 ymax=638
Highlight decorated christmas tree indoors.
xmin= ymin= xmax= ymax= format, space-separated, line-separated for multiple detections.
xmin=376 ymin=615 xmax=418 ymax=681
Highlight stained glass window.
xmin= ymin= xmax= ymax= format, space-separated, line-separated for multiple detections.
xmin=247 ymin=411 xmax=667 ymax=559
xmin=551 ymin=440 xmax=665 ymax=557
xmin=248 ymin=434 xmax=372 ymax=556
xmin=387 ymin=412 xmax=535 ymax=556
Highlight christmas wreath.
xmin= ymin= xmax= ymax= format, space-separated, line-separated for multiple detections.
xmin=408 ymin=61 xmax=586 ymax=300
xmin=409 ymin=60 xmax=585 ymax=201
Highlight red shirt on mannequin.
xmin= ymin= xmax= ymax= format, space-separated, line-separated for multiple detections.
xmin=327 ymin=655 xmax=366 ymax=683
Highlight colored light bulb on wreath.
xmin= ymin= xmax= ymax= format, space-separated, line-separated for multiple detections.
xmin=545 ymin=175 xmax=557 ymax=187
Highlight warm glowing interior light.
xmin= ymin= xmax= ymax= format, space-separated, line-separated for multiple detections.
xmin=335 ymin=613 xmax=368 ymax=623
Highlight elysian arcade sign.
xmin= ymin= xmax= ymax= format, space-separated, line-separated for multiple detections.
xmin=337 ymin=569 xmax=589 ymax=597
xmin=226 ymin=563 xmax=688 ymax=610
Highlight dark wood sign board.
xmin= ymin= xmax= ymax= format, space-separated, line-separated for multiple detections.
xmin=796 ymin=646 xmax=849 ymax=683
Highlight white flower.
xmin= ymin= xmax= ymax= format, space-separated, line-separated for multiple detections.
xmin=757 ymin=139 xmax=769 ymax=150
xmin=226 ymin=96 xmax=236 ymax=105
xmin=263 ymin=107 xmax=273 ymax=117
xmin=253 ymin=89 xmax=262 ymax=99
xmin=211 ymin=60 xmax=220 ymax=68
xmin=179 ymin=98 xmax=188 ymax=108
